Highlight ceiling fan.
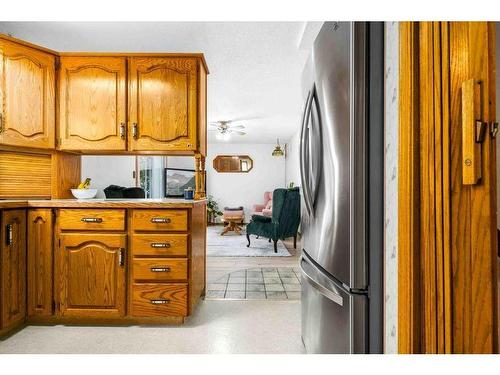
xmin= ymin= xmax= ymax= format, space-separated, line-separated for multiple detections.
xmin=209 ymin=120 xmax=246 ymax=139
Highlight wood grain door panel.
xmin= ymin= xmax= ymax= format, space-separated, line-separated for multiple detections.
xmin=27 ymin=209 xmax=53 ymax=317
xmin=58 ymin=233 xmax=126 ymax=318
xmin=0 ymin=39 xmax=55 ymax=149
xmin=0 ymin=210 xmax=27 ymax=331
xmin=59 ymin=57 xmax=127 ymax=151
xmin=131 ymin=283 xmax=187 ymax=317
xmin=129 ymin=57 xmax=198 ymax=151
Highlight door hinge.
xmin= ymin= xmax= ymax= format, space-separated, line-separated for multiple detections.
xmin=51 ymin=300 xmax=56 ymax=312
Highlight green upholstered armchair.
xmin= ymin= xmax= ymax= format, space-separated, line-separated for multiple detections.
xmin=246 ymin=187 xmax=300 ymax=253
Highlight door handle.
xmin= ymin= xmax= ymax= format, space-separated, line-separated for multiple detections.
xmin=5 ymin=224 xmax=13 ymax=246
xmin=119 ymin=248 xmax=125 ymax=267
xmin=150 ymin=299 xmax=169 ymax=305
xmin=309 ymin=87 xmax=323 ymax=209
xmin=462 ymin=79 xmax=484 ymax=185
xmin=300 ymin=90 xmax=314 ymax=217
xmin=132 ymin=123 xmax=138 ymax=139
xmin=120 ymin=122 xmax=126 ymax=139
xmin=300 ymin=256 xmax=344 ymax=306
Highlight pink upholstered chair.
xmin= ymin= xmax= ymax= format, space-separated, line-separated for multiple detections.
xmin=252 ymin=191 xmax=273 ymax=217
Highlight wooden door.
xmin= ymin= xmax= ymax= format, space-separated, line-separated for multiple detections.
xmin=128 ymin=57 xmax=198 ymax=152
xmin=0 ymin=210 xmax=26 ymax=332
xmin=58 ymin=233 xmax=126 ymax=318
xmin=58 ymin=57 xmax=127 ymax=151
xmin=27 ymin=209 xmax=53 ymax=317
xmin=449 ymin=22 xmax=498 ymax=354
xmin=398 ymin=22 xmax=498 ymax=354
xmin=0 ymin=39 xmax=55 ymax=149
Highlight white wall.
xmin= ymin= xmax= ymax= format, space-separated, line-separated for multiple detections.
xmin=206 ymin=143 xmax=286 ymax=220
xmin=285 ymin=130 xmax=301 ymax=188
xmin=384 ymin=22 xmax=399 ymax=354
xmin=166 ymin=156 xmax=195 ymax=170
xmin=81 ymin=156 xmax=136 ymax=198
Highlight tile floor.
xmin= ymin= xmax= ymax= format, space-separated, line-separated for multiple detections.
xmin=206 ymin=267 xmax=302 ymax=300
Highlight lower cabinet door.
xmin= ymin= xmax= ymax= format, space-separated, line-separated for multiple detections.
xmin=1 ymin=210 xmax=27 ymax=332
xmin=27 ymin=209 xmax=53 ymax=317
xmin=131 ymin=284 xmax=188 ymax=317
xmin=58 ymin=233 xmax=126 ymax=318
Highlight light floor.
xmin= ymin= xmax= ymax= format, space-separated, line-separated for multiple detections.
xmin=0 ymin=236 xmax=305 ymax=354
xmin=0 ymin=300 xmax=304 ymax=354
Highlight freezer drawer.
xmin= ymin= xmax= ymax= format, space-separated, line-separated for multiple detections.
xmin=300 ymin=255 xmax=367 ymax=354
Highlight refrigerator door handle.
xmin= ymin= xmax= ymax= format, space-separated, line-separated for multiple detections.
xmin=309 ymin=86 xmax=323 ymax=210
xmin=300 ymin=90 xmax=314 ymax=217
xmin=300 ymin=256 xmax=344 ymax=306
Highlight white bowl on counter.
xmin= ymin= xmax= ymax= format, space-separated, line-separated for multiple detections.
xmin=70 ymin=189 xmax=98 ymax=199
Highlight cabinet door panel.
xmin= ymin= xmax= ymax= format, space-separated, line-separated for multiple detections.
xmin=0 ymin=40 xmax=55 ymax=149
xmin=59 ymin=57 xmax=126 ymax=151
xmin=129 ymin=57 xmax=198 ymax=151
xmin=27 ymin=209 xmax=53 ymax=317
xmin=1 ymin=210 xmax=27 ymax=331
xmin=59 ymin=233 xmax=126 ymax=318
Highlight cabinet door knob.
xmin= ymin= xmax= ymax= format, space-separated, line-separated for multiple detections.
xmin=150 ymin=217 xmax=171 ymax=224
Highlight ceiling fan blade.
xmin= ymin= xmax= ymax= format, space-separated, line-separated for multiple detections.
xmin=230 ymin=125 xmax=245 ymax=129
xmin=208 ymin=129 xmax=219 ymax=132
xmin=230 ymin=130 xmax=246 ymax=135
xmin=209 ymin=123 xmax=220 ymax=127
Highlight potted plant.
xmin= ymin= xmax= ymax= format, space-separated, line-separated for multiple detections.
xmin=207 ymin=195 xmax=223 ymax=225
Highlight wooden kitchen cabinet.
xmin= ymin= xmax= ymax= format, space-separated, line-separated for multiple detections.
xmin=0 ymin=210 xmax=27 ymax=333
xmin=27 ymin=209 xmax=53 ymax=317
xmin=128 ymin=57 xmax=199 ymax=152
xmin=58 ymin=233 xmax=127 ymax=318
xmin=0 ymin=38 xmax=55 ymax=149
xmin=58 ymin=57 xmax=127 ymax=151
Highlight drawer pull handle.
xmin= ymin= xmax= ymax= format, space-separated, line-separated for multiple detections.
xmin=151 ymin=217 xmax=171 ymax=224
xmin=150 ymin=267 xmax=171 ymax=273
xmin=150 ymin=299 xmax=170 ymax=305
xmin=81 ymin=217 xmax=103 ymax=223
xmin=151 ymin=242 xmax=171 ymax=248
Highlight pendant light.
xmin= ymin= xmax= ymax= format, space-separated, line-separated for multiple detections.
xmin=272 ymin=138 xmax=284 ymax=157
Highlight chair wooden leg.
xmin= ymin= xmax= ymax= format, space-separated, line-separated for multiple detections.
xmin=294 ymin=235 xmax=297 ymax=249
xmin=246 ymin=234 xmax=251 ymax=247
xmin=273 ymin=240 xmax=278 ymax=253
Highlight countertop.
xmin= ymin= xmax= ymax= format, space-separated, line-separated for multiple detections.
xmin=0 ymin=198 xmax=206 ymax=209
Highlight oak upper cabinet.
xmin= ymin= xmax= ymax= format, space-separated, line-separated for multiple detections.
xmin=128 ymin=57 xmax=199 ymax=152
xmin=0 ymin=210 xmax=27 ymax=333
xmin=58 ymin=233 xmax=126 ymax=318
xmin=27 ymin=209 xmax=53 ymax=317
xmin=0 ymin=39 xmax=55 ymax=149
xmin=58 ymin=57 xmax=127 ymax=151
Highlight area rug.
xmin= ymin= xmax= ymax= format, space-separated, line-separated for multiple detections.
xmin=206 ymin=226 xmax=291 ymax=257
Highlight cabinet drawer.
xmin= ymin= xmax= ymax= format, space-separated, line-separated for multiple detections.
xmin=132 ymin=234 xmax=188 ymax=257
xmin=131 ymin=283 xmax=188 ymax=317
xmin=133 ymin=258 xmax=188 ymax=282
xmin=132 ymin=209 xmax=188 ymax=232
xmin=59 ymin=209 xmax=126 ymax=231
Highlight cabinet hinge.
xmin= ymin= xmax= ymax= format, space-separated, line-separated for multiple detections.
xmin=58 ymin=238 xmax=61 ymax=248
xmin=55 ymin=59 xmax=61 ymax=70
xmin=51 ymin=300 xmax=56 ymax=312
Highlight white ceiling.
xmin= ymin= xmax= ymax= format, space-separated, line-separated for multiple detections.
xmin=0 ymin=22 xmax=321 ymax=144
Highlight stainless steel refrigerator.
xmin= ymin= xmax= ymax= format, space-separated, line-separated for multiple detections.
xmin=299 ymin=22 xmax=384 ymax=354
